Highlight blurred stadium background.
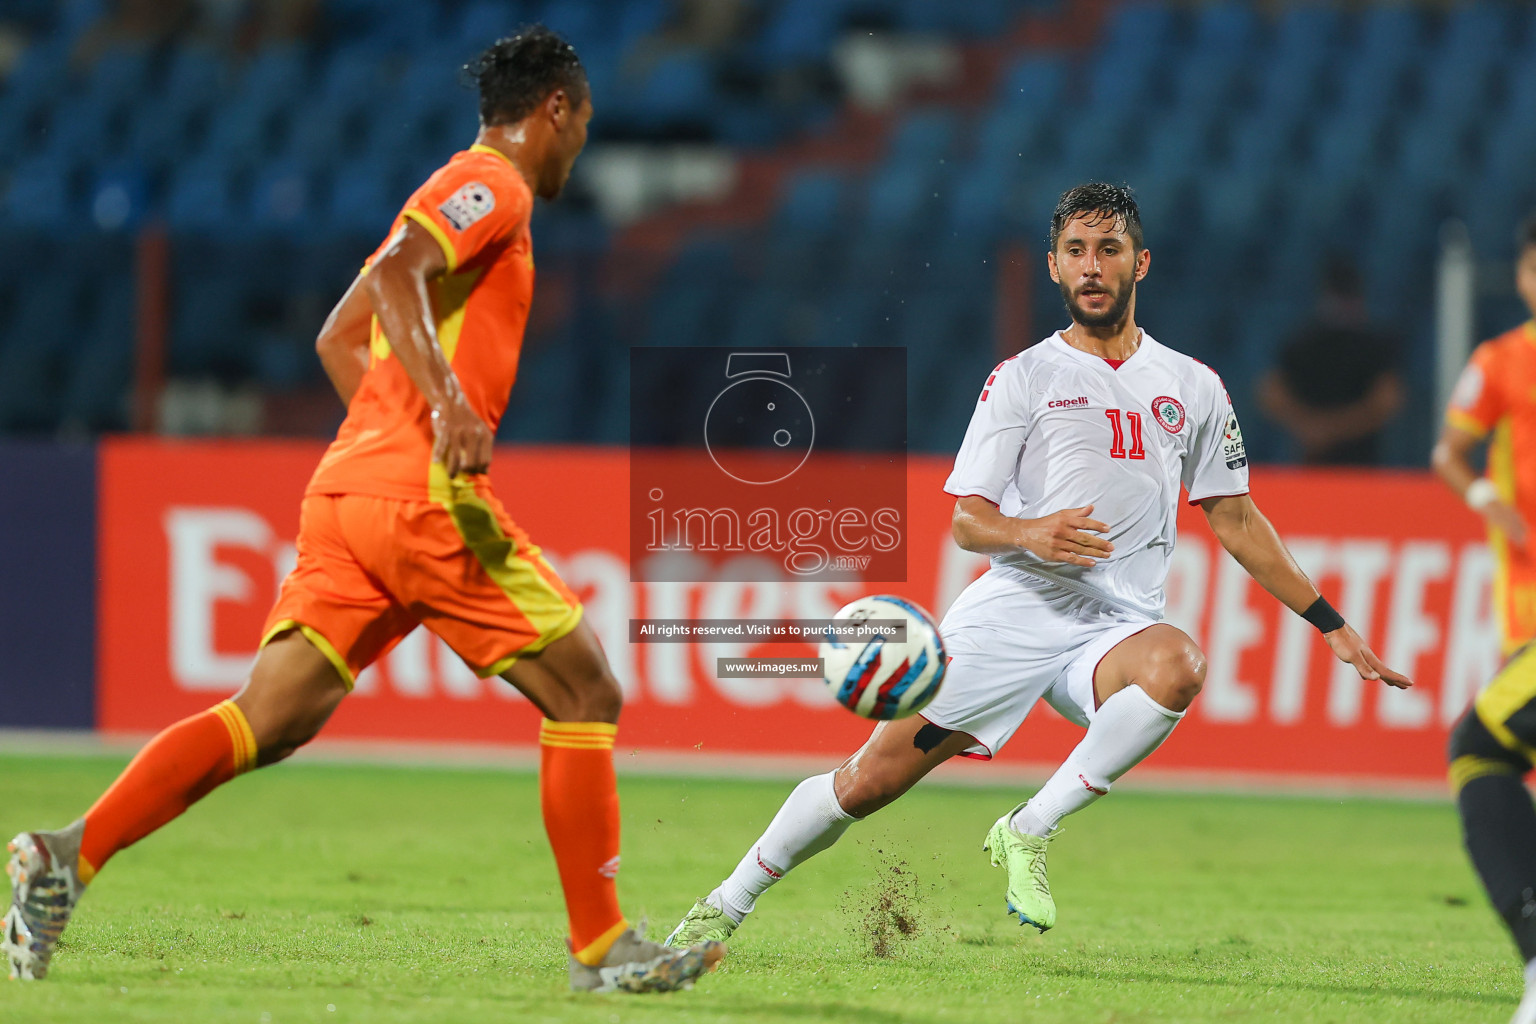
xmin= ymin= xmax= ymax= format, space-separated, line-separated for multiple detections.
xmin=0 ymin=0 xmax=1525 ymax=772
xmin=2 ymin=0 xmax=1533 ymax=461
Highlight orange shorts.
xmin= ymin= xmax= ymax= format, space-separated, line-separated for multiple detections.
xmin=260 ymin=481 xmax=582 ymax=689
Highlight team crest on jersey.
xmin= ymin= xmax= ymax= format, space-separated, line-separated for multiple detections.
xmin=1223 ymin=410 xmax=1248 ymax=469
xmin=438 ymin=182 xmax=495 ymax=231
xmin=1150 ymin=395 xmax=1185 ymax=434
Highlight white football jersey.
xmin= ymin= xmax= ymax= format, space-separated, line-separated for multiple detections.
xmin=944 ymin=331 xmax=1249 ymax=619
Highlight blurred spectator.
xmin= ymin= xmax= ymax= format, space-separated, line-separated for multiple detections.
xmin=1257 ymin=260 xmax=1406 ymax=465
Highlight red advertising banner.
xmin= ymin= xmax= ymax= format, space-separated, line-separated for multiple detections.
xmin=99 ymin=438 xmax=1493 ymax=784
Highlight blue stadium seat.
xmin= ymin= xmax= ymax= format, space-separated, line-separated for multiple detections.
xmin=637 ymin=52 xmax=715 ymax=125
xmin=326 ymin=157 xmax=400 ymax=232
xmin=79 ymin=47 xmax=154 ymax=105
xmin=200 ymin=94 xmax=280 ymax=159
xmin=457 ymin=1 xmax=524 ymax=49
xmin=1226 ymin=113 xmax=1303 ymax=176
xmin=946 ymin=162 xmax=1016 ymax=235
xmin=1395 ymin=120 xmax=1468 ymax=193
xmin=238 ymin=44 xmax=311 ymax=113
xmin=165 ymin=157 xmax=241 ymax=230
xmin=759 ymin=0 xmax=847 ymax=63
xmin=1420 ymin=50 xmax=1501 ymax=126
xmin=1272 ymin=3 xmax=1343 ymax=57
xmin=1442 ymin=2 xmax=1515 ymax=62
xmin=776 ymin=170 xmax=852 ymax=232
xmin=1189 ymin=3 xmax=1259 ymax=55
xmin=862 ymin=163 xmax=937 ymax=233
xmin=60 ymin=282 xmax=134 ymax=431
xmin=643 ymin=282 xmax=718 ymax=348
xmin=3 ymin=156 xmax=78 ymax=228
xmin=1357 ymin=4 xmax=1424 ymax=59
xmin=161 ymin=46 xmax=228 ymax=106
xmin=1100 ymin=2 xmax=1179 ymax=56
xmin=170 ymin=273 xmax=255 ymax=378
xmin=250 ymin=160 xmax=316 ymax=229
xmin=887 ymin=109 xmax=958 ymax=166
xmin=995 ymin=55 xmax=1068 ymax=110
xmin=125 ymin=103 xmax=200 ymax=171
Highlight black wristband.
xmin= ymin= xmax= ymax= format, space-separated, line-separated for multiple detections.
xmin=1301 ymin=596 xmax=1346 ymax=634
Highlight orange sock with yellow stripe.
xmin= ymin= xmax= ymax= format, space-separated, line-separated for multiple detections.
xmin=540 ymin=720 xmax=627 ymax=964
xmin=78 ymin=699 xmax=257 ymax=882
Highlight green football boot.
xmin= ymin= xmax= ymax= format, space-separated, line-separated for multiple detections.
xmin=664 ymin=898 xmax=738 ymax=949
xmin=982 ymin=803 xmax=1056 ymax=932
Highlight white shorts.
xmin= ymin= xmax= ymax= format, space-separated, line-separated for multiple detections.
xmin=923 ymin=566 xmax=1158 ymax=759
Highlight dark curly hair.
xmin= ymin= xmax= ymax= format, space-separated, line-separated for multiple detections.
xmin=1049 ymin=182 xmax=1144 ymax=252
xmin=464 ymin=25 xmax=588 ymax=127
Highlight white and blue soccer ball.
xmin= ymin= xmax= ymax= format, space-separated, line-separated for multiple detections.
xmin=819 ymin=595 xmax=946 ymax=720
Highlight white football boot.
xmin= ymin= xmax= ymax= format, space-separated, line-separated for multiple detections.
xmin=4 ymin=819 xmax=87 ymax=980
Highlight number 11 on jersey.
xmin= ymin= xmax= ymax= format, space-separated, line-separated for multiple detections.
xmin=1105 ymin=409 xmax=1145 ymax=460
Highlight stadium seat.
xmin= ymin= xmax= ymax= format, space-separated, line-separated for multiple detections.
xmin=995 ymin=55 xmax=1069 ymax=111
xmin=776 ymin=170 xmax=853 ymax=232
xmin=59 ymin=282 xmax=135 ymax=431
xmin=165 ymin=157 xmax=242 ymax=231
xmin=3 ymin=156 xmax=78 ymax=228
xmin=887 ymin=109 xmax=958 ymax=166
xmin=1189 ymin=2 xmax=1260 ymax=55
xmin=325 ymin=156 xmax=402 ymax=233
xmin=249 ymin=160 xmax=316 ymax=229
xmin=457 ymin=1 xmax=524 ymax=49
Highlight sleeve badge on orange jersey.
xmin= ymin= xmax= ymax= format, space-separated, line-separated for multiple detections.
xmin=439 ymin=182 xmax=495 ymax=231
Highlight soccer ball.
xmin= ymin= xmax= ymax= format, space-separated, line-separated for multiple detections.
xmin=819 ymin=595 xmax=946 ymax=720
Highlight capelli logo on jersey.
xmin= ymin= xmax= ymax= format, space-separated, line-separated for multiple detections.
xmin=1047 ymin=396 xmax=1090 ymax=409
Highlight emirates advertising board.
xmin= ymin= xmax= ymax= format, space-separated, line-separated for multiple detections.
xmin=98 ymin=436 xmax=1494 ymax=786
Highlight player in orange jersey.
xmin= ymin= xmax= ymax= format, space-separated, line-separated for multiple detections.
xmin=4 ymin=28 xmax=723 ymax=993
xmin=1435 ymin=213 xmax=1536 ymax=656
xmin=1438 ymin=213 xmax=1536 ymax=1024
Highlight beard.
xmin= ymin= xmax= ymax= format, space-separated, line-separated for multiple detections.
xmin=1059 ymin=275 xmax=1135 ymax=329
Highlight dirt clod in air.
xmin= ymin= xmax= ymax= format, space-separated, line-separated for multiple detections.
xmin=844 ymin=853 xmax=922 ymax=958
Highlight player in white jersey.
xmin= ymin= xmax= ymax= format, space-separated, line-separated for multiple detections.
xmin=663 ymin=183 xmax=1412 ymax=945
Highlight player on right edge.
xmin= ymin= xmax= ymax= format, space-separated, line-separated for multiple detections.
xmin=1436 ymin=212 xmax=1536 ymax=1024
xmin=665 ymin=183 xmax=1412 ymax=947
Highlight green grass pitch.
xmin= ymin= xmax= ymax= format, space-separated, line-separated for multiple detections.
xmin=0 ymin=753 xmax=1520 ymax=1022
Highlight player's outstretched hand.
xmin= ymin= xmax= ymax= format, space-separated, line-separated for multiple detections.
xmin=1018 ymin=504 xmax=1114 ymax=567
xmin=1324 ymin=625 xmax=1413 ymax=689
xmin=431 ymin=396 xmax=494 ymax=477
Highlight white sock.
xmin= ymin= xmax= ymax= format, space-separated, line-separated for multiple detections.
xmin=1011 ymin=684 xmax=1183 ymax=837
xmin=1524 ymin=957 xmax=1536 ymax=986
xmin=708 ymin=772 xmax=856 ymax=922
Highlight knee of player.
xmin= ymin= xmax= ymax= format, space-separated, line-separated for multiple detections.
xmin=1144 ymin=642 xmax=1205 ymax=708
xmin=833 ymin=763 xmax=902 ymax=818
xmin=571 ymin=670 xmax=624 ymax=723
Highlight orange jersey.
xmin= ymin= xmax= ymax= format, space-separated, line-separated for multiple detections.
xmin=308 ymin=144 xmax=535 ymax=500
xmin=1447 ymin=320 xmax=1536 ymax=651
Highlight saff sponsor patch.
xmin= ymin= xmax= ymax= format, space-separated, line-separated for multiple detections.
xmin=438 ymin=182 xmax=495 ymax=231
xmin=1222 ymin=410 xmax=1247 ymax=469
xmin=1151 ymin=395 xmax=1185 ymax=434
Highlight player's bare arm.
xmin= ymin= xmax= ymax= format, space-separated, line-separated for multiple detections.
xmin=1432 ymin=422 xmax=1529 ymax=546
xmin=314 ymin=273 xmax=375 ymax=405
xmin=951 ymin=494 xmax=1113 ymax=567
xmin=1200 ymin=493 xmax=1412 ymax=688
xmin=364 ymin=219 xmax=493 ymax=478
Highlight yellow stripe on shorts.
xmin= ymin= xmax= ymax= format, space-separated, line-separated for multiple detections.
xmin=428 ymin=465 xmax=584 ymax=676
xmin=1448 ymin=754 xmax=1521 ymax=794
xmin=1474 ymin=643 xmax=1536 ymax=762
